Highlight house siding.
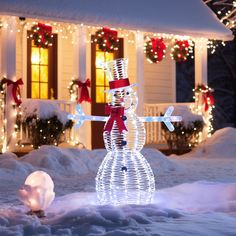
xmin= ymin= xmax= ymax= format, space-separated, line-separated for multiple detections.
xmin=144 ymin=45 xmax=176 ymax=103
xmin=58 ymin=34 xmax=74 ymax=100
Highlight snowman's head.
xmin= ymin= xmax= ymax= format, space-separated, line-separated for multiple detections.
xmin=108 ymin=87 xmax=138 ymax=113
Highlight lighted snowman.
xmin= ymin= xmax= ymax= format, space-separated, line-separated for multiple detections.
xmin=69 ymin=58 xmax=181 ymax=205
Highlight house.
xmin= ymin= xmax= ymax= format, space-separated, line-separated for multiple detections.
xmin=0 ymin=0 xmax=233 ymax=152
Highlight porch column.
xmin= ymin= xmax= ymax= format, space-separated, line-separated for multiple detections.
xmin=135 ymin=31 xmax=144 ymax=116
xmin=0 ymin=17 xmax=17 ymax=152
xmin=194 ymin=38 xmax=208 ymax=86
xmin=73 ymin=25 xmax=91 ymax=149
xmin=194 ymin=38 xmax=208 ymax=140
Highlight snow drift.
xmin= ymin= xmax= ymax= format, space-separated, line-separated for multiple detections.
xmin=187 ymin=127 xmax=236 ymax=158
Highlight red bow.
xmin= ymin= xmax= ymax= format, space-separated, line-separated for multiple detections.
xmin=77 ymin=79 xmax=91 ymax=104
xmin=2 ymin=78 xmax=23 ymax=106
xmin=104 ymin=106 xmax=127 ymax=133
xmin=203 ymin=91 xmax=214 ymax=112
xmin=37 ymin=23 xmax=52 ymax=44
xmin=102 ymin=27 xmax=118 ymax=49
xmin=151 ymin=38 xmax=166 ymax=61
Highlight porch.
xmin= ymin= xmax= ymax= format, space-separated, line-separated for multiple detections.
xmin=9 ymin=99 xmax=194 ymax=152
xmin=0 ymin=1 xmax=232 ymax=152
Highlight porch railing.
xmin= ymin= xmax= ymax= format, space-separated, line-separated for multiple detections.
xmin=144 ymin=103 xmax=194 ymax=144
xmin=18 ymin=100 xmax=194 ymax=148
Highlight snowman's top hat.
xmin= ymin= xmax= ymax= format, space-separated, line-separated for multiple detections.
xmin=104 ymin=58 xmax=136 ymax=92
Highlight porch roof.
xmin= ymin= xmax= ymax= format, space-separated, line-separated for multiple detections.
xmin=0 ymin=0 xmax=233 ymax=40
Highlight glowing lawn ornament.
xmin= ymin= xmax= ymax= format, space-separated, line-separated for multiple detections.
xmin=18 ymin=171 xmax=55 ymax=216
xmin=69 ymin=58 xmax=182 ymax=205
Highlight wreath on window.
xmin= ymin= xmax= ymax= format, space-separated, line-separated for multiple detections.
xmin=170 ymin=39 xmax=190 ymax=62
xmin=30 ymin=23 xmax=53 ymax=48
xmin=145 ymin=38 xmax=166 ymax=63
xmin=94 ymin=27 xmax=119 ymax=52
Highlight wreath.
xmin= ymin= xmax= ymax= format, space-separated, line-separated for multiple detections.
xmin=145 ymin=38 xmax=166 ymax=63
xmin=171 ymin=39 xmax=190 ymax=62
xmin=94 ymin=27 xmax=119 ymax=52
xmin=68 ymin=79 xmax=91 ymax=104
xmin=194 ymin=84 xmax=214 ymax=112
xmin=30 ymin=23 xmax=53 ymax=48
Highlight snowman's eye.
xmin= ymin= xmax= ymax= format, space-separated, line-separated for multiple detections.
xmin=126 ymin=92 xmax=130 ymax=95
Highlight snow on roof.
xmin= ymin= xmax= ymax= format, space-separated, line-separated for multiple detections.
xmin=0 ymin=0 xmax=233 ymax=40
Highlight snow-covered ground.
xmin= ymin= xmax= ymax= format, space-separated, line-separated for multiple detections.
xmin=1 ymin=127 xmax=236 ymax=235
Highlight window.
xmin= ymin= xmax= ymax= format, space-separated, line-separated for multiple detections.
xmin=95 ymin=45 xmax=114 ymax=103
xmin=27 ymin=32 xmax=58 ymax=100
xmin=31 ymin=42 xmax=49 ymax=99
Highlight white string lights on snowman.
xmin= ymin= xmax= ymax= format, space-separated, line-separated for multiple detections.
xmin=68 ymin=58 xmax=182 ymax=205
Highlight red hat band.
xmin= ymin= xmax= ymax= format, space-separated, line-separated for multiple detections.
xmin=109 ymin=78 xmax=130 ymax=90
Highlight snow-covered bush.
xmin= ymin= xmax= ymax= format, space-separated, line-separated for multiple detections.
xmin=161 ymin=106 xmax=204 ymax=154
xmin=18 ymin=99 xmax=73 ymax=149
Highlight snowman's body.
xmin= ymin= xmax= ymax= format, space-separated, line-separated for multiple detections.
xmin=96 ymin=88 xmax=155 ymax=205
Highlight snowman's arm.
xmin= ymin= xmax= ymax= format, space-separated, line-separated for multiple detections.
xmin=81 ymin=115 xmax=108 ymax=122
xmin=68 ymin=114 xmax=108 ymax=128
xmin=139 ymin=106 xmax=182 ymax=132
xmin=68 ymin=105 xmax=108 ymax=128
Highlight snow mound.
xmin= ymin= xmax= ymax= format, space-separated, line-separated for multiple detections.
xmin=19 ymin=146 xmax=180 ymax=178
xmin=0 ymin=152 xmax=33 ymax=176
xmin=189 ymin=127 xmax=236 ymax=158
xmin=156 ymin=181 xmax=236 ymax=213
xmin=21 ymin=99 xmax=70 ymax=125
xmin=142 ymin=148 xmax=181 ymax=175
xmin=21 ymin=146 xmax=105 ymax=176
xmin=4 ymin=181 xmax=232 ymax=236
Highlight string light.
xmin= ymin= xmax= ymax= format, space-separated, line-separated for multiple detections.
xmin=191 ymin=84 xmax=215 ymax=143
xmin=69 ymin=58 xmax=181 ymax=205
xmin=0 ymin=16 xmax=227 ymax=51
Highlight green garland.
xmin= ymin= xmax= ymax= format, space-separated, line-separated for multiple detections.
xmin=94 ymin=27 xmax=119 ymax=52
xmin=30 ymin=23 xmax=53 ymax=48
xmin=171 ymin=40 xmax=190 ymax=62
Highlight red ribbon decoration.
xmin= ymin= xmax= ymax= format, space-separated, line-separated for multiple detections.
xmin=109 ymin=78 xmax=130 ymax=90
xmin=151 ymin=38 xmax=166 ymax=62
xmin=2 ymin=78 xmax=23 ymax=106
xmin=196 ymin=84 xmax=214 ymax=112
xmin=37 ymin=23 xmax=52 ymax=45
xmin=102 ymin=27 xmax=118 ymax=49
xmin=104 ymin=106 xmax=127 ymax=133
xmin=77 ymin=79 xmax=91 ymax=104
xmin=203 ymin=90 xmax=214 ymax=112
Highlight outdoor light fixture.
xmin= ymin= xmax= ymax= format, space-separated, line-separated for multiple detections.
xmin=18 ymin=170 xmax=55 ymax=217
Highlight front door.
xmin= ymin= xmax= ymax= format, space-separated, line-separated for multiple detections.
xmin=91 ymin=38 xmax=123 ymax=149
xmin=27 ymin=32 xmax=58 ymax=99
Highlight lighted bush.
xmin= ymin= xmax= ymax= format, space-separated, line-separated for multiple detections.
xmin=161 ymin=106 xmax=204 ymax=154
xmin=22 ymin=115 xmax=73 ymax=149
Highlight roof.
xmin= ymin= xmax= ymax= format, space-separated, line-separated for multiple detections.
xmin=0 ymin=0 xmax=233 ymax=40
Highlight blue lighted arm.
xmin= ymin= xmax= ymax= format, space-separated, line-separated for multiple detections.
xmin=139 ymin=106 xmax=182 ymax=131
xmin=68 ymin=105 xmax=108 ymax=128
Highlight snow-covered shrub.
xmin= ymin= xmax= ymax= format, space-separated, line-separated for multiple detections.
xmin=161 ymin=106 xmax=204 ymax=154
xmin=18 ymin=99 xmax=73 ymax=149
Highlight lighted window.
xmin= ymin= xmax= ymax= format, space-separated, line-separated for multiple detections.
xmin=31 ymin=42 xmax=49 ymax=99
xmin=95 ymin=48 xmax=114 ymax=103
